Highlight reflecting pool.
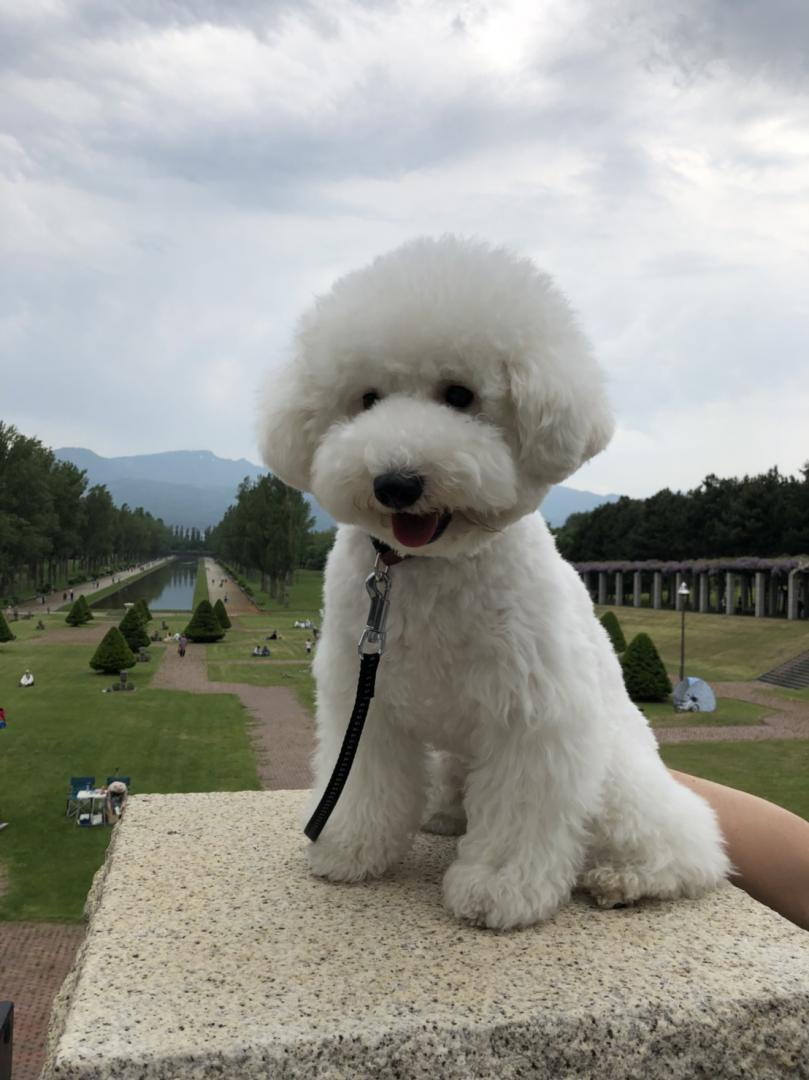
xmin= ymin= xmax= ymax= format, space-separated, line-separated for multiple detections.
xmin=91 ymin=557 xmax=199 ymax=611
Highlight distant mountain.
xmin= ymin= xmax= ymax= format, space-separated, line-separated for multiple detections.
xmin=56 ymin=448 xmax=265 ymax=489
xmin=539 ymin=486 xmax=621 ymax=527
xmin=54 ymin=448 xmax=335 ymax=531
xmin=55 ymin=447 xmax=620 ymax=531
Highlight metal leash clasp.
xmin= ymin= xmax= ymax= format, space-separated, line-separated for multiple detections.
xmin=358 ymin=555 xmax=392 ymax=656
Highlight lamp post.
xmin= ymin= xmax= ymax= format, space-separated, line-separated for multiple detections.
xmin=678 ymin=580 xmax=690 ymax=683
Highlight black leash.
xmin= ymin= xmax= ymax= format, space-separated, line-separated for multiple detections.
xmin=303 ymin=651 xmax=381 ymax=841
xmin=304 ymin=545 xmax=398 ymax=841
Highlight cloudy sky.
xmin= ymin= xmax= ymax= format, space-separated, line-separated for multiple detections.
xmin=2 ymin=0 xmax=808 ymax=497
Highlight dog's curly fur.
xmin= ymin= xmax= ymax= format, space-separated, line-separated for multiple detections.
xmin=259 ymin=236 xmax=729 ymax=929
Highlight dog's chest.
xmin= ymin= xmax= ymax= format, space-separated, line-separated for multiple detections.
xmin=371 ymin=559 xmax=514 ymax=736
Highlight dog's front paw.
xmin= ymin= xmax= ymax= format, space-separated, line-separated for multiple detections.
xmin=306 ymin=827 xmax=403 ymax=883
xmin=443 ymin=861 xmax=566 ymax=930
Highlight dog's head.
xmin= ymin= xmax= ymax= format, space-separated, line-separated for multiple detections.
xmin=259 ymin=236 xmax=613 ymax=557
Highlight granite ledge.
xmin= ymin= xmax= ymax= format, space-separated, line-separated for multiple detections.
xmin=43 ymin=791 xmax=809 ymax=1079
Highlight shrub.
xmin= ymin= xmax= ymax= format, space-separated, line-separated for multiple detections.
xmin=66 ymin=596 xmax=92 ymax=626
xmin=184 ymin=599 xmax=225 ymax=642
xmin=90 ymin=627 xmax=136 ymax=673
xmin=600 ymin=611 xmax=626 ymax=653
xmin=0 ymin=609 xmax=15 ymax=643
xmin=213 ymin=598 xmax=231 ymax=629
xmin=119 ymin=607 xmax=150 ymax=651
xmin=621 ymin=633 xmax=671 ymax=702
xmin=76 ymin=595 xmax=93 ymax=620
xmin=135 ymin=597 xmax=152 ymax=623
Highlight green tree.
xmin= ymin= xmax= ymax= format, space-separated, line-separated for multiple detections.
xmin=89 ymin=626 xmax=136 ymax=673
xmin=0 ymin=608 xmax=15 ymax=643
xmin=600 ymin=611 xmax=626 ymax=653
xmin=302 ymin=529 xmax=336 ymax=570
xmin=184 ymin=599 xmax=225 ymax=642
xmin=76 ymin=594 xmax=93 ymax=621
xmin=621 ymin=633 xmax=671 ymax=702
xmin=80 ymin=485 xmax=116 ymax=573
xmin=211 ymin=475 xmax=314 ymax=601
xmin=213 ymin=598 xmax=231 ymax=629
xmin=135 ymin=597 xmax=152 ymax=623
xmin=66 ymin=596 xmax=92 ymax=626
xmin=119 ymin=606 xmax=150 ymax=651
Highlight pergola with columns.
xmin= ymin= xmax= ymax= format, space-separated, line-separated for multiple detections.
xmin=574 ymin=557 xmax=809 ymax=620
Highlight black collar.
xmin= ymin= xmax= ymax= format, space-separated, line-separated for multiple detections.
xmin=370 ymin=536 xmax=409 ymax=567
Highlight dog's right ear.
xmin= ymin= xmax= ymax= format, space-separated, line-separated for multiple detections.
xmin=257 ymin=360 xmax=318 ymax=493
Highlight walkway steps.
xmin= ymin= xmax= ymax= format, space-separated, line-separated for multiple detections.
xmin=759 ymin=650 xmax=809 ymax=690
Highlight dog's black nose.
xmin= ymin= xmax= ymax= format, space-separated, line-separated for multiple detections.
xmin=373 ymin=472 xmax=424 ymax=510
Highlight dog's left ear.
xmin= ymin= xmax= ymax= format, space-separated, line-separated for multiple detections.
xmin=506 ymin=306 xmax=614 ymax=485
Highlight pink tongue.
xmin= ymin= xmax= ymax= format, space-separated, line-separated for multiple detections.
xmin=392 ymin=512 xmax=439 ymax=548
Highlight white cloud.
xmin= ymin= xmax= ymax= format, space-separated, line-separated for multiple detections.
xmin=575 ymin=377 xmax=809 ymax=497
xmin=1 ymin=0 xmax=808 ymax=497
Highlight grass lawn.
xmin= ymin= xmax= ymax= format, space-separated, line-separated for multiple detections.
xmin=596 ymin=605 xmax=809 ymax=682
xmin=772 ymin=686 xmax=809 ymax=703
xmin=227 ymin=568 xmax=324 ymax=614
xmin=193 ymin=559 xmax=210 ymax=609
xmin=205 ymin=589 xmax=322 ymax=712
xmin=207 ymin=661 xmax=316 ymax=713
xmin=0 ymin=615 xmax=259 ymax=921
xmin=660 ymin=740 xmax=809 ymax=821
xmin=639 ymin=698 xmax=767 ymax=728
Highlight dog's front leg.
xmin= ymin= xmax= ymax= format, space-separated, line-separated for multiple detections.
xmin=305 ymin=693 xmax=424 ymax=882
xmin=443 ymin=725 xmax=599 ymax=930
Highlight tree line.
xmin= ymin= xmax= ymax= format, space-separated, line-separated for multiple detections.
xmin=170 ymin=523 xmax=214 ymax=551
xmin=0 ymin=418 xmax=333 ymax=606
xmin=556 ymin=466 xmax=809 ymax=562
xmin=0 ymin=421 xmax=173 ymax=601
xmin=210 ymin=474 xmax=334 ymax=601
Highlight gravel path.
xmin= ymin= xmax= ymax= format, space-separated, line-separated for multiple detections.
xmin=151 ymin=634 xmax=315 ymax=789
xmin=152 ymin=559 xmax=314 ymax=788
xmin=203 ymin=558 xmax=260 ymax=617
xmin=656 ymin=680 xmax=809 ymax=744
xmin=7 ymin=558 xmax=172 ymax=617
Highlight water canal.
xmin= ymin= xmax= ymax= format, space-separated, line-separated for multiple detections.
xmin=91 ymin=557 xmax=200 ymax=611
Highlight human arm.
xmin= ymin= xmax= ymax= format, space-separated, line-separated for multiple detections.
xmin=670 ymin=769 xmax=809 ymax=931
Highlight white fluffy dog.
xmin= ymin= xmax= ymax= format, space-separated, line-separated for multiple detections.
xmin=260 ymin=236 xmax=729 ymax=929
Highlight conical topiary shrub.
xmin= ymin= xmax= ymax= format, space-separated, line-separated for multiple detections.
xmin=620 ymin=633 xmax=671 ymax=702
xmin=213 ymin=598 xmax=231 ymax=629
xmin=119 ymin=607 xmax=150 ymax=651
xmin=0 ymin=608 xmax=15 ymax=643
xmin=600 ymin=611 xmax=626 ymax=653
xmin=90 ymin=626 xmax=136 ymax=673
xmin=184 ymin=599 xmax=225 ymax=642
xmin=76 ymin=594 xmax=94 ymax=620
xmin=135 ymin=597 xmax=152 ymax=623
xmin=66 ymin=595 xmax=92 ymax=626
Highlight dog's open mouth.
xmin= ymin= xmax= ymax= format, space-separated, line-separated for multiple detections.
xmin=391 ymin=510 xmax=452 ymax=548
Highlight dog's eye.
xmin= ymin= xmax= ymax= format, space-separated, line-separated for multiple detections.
xmin=443 ymin=384 xmax=475 ymax=410
xmin=362 ymin=391 xmax=380 ymax=411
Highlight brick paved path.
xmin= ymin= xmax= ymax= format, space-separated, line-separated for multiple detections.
xmin=0 ymin=559 xmax=315 ymax=1078
xmin=0 ymin=923 xmax=85 ymax=1080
